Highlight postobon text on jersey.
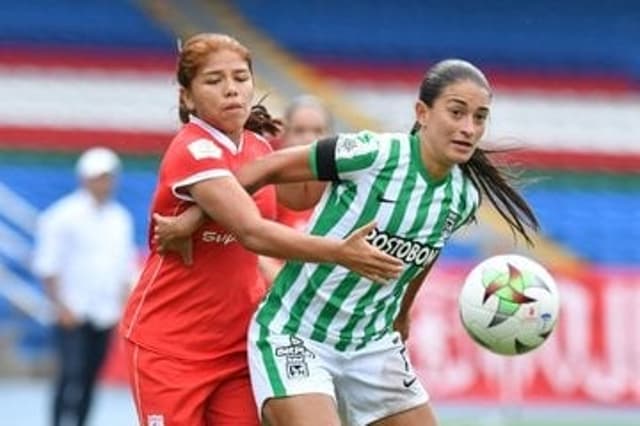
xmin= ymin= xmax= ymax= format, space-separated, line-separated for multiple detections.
xmin=366 ymin=228 xmax=439 ymax=267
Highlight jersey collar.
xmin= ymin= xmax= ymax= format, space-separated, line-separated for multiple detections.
xmin=189 ymin=115 xmax=244 ymax=155
xmin=410 ymin=133 xmax=451 ymax=187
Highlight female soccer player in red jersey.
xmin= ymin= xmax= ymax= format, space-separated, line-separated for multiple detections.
xmin=119 ymin=33 xmax=401 ymax=426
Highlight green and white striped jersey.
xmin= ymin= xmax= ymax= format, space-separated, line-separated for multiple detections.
xmin=256 ymin=131 xmax=479 ymax=351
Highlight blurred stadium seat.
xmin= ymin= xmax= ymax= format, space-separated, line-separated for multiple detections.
xmin=0 ymin=0 xmax=172 ymax=50
xmin=233 ymin=0 xmax=640 ymax=88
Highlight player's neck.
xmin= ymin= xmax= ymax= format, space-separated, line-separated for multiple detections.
xmin=226 ymin=129 xmax=242 ymax=145
xmin=90 ymin=194 xmax=109 ymax=207
xmin=417 ymin=136 xmax=451 ymax=182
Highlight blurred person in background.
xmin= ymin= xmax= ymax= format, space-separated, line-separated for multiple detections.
xmin=119 ymin=33 xmax=401 ymax=426
xmin=259 ymin=95 xmax=334 ymax=283
xmin=32 ymin=147 xmax=137 ymax=426
xmin=275 ymin=94 xmax=334 ymax=229
xmin=156 ymin=59 xmax=540 ymax=426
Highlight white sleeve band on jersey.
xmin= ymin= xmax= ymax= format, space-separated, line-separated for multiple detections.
xmin=171 ymin=169 xmax=233 ymax=202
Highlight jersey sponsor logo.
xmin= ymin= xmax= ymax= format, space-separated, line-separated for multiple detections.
xmin=147 ymin=414 xmax=164 ymax=426
xmin=366 ymin=228 xmax=439 ymax=267
xmin=202 ymin=230 xmax=236 ymax=245
xmin=275 ymin=335 xmax=316 ymax=379
xmin=187 ymin=138 xmax=222 ymax=160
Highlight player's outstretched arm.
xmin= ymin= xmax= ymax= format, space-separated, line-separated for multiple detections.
xmin=154 ymin=144 xmax=322 ymax=255
xmin=155 ymin=144 xmax=316 ymax=246
xmin=189 ymin=176 xmax=402 ymax=283
xmin=275 ymin=181 xmax=326 ymax=211
xmin=235 ymin=145 xmax=316 ymax=193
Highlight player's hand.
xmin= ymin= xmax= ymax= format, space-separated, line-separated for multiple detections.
xmin=394 ymin=314 xmax=410 ymax=341
xmin=338 ymin=221 xmax=403 ymax=283
xmin=153 ymin=213 xmax=189 ymax=241
xmin=153 ymin=213 xmax=193 ymax=265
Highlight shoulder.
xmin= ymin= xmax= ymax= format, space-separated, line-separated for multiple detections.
xmin=378 ymin=132 xmax=411 ymax=155
xmin=330 ymin=131 xmax=409 ymax=175
xmin=170 ymin=123 xmax=206 ymax=146
xmin=42 ymin=191 xmax=83 ymax=217
xmin=452 ymin=166 xmax=480 ymax=205
xmin=244 ymin=130 xmax=274 ymax=154
xmin=334 ymin=130 xmax=383 ymax=156
xmin=340 ymin=131 xmax=407 ymax=149
xmin=330 ymin=131 xmax=381 ymax=172
xmin=38 ymin=192 xmax=84 ymax=229
xmin=160 ymin=125 xmax=230 ymax=179
xmin=170 ymin=124 xmax=225 ymax=160
xmin=340 ymin=131 xmax=410 ymax=162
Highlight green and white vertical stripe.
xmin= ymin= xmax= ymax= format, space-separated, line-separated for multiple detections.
xmin=256 ymin=131 xmax=479 ymax=352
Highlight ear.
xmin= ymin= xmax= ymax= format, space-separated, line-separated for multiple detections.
xmin=180 ymin=86 xmax=195 ymax=112
xmin=415 ymin=100 xmax=430 ymax=127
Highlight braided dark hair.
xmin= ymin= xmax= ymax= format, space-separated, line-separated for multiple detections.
xmin=245 ymin=103 xmax=283 ymax=137
xmin=414 ymin=59 xmax=539 ymax=244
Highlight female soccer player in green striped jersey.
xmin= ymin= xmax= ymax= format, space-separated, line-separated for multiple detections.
xmin=155 ymin=59 xmax=538 ymax=426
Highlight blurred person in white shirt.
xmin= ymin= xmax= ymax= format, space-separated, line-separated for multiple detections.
xmin=32 ymin=147 xmax=137 ymax=426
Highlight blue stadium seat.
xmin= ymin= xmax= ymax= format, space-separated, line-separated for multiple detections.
xmin=525 ymin=188 xmax=640 ymax=265
xmin=234 ymin=0 xmax=640 ymax=80
xmin=0 ymin=0 xmax=173 ymax=51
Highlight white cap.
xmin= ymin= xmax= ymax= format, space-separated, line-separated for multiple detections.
xmin=76 ymin=147 xmax=121 ymax=179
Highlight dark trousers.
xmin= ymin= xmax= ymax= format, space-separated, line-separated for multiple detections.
xmin=52 ymin=322 xmax=112 ymax=426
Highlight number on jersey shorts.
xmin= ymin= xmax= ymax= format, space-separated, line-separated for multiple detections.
xmin=247 ymin=321 xmax=429 ymax=425
xmin=256 ymin=131 xmax=479 ymax=352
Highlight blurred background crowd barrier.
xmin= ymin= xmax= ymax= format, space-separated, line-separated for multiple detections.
xmin=0 ymin=0 xmax=638 ymax=415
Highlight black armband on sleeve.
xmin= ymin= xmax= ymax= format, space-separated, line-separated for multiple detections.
xmin=316 ymin=136 xmax=340 ymax=181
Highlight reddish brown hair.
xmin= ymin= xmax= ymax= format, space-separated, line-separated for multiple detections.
xmin=176 ymin=33 xmax=280 ymax=136
xmin=177 ymin=33 xmax=252 ymax=123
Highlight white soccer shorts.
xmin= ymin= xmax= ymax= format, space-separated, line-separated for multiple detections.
xmin=248 ymin=322 xmax=429 ymax=425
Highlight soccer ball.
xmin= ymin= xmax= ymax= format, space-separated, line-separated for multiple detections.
xmin=458 ymin=254 xmax=559 ymax=356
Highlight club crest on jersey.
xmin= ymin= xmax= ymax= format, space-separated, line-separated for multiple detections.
xmin=442 ymin=211 xmax=460 ymax=240
xmin=147 ymin=414 xmax=164 ymax=426
xmin=275 ymin=335 xmax=316 ymax=379
xmin=187 ymin=139 xmax=222 ymax=160
xmin=366 ymin=228 xmax=439 ymax=267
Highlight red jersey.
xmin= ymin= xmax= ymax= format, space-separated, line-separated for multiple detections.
xmin=121 ymin=116 xmax=276 ymax=360
xmin=276 ymin=204 xmax=313 ymax=231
